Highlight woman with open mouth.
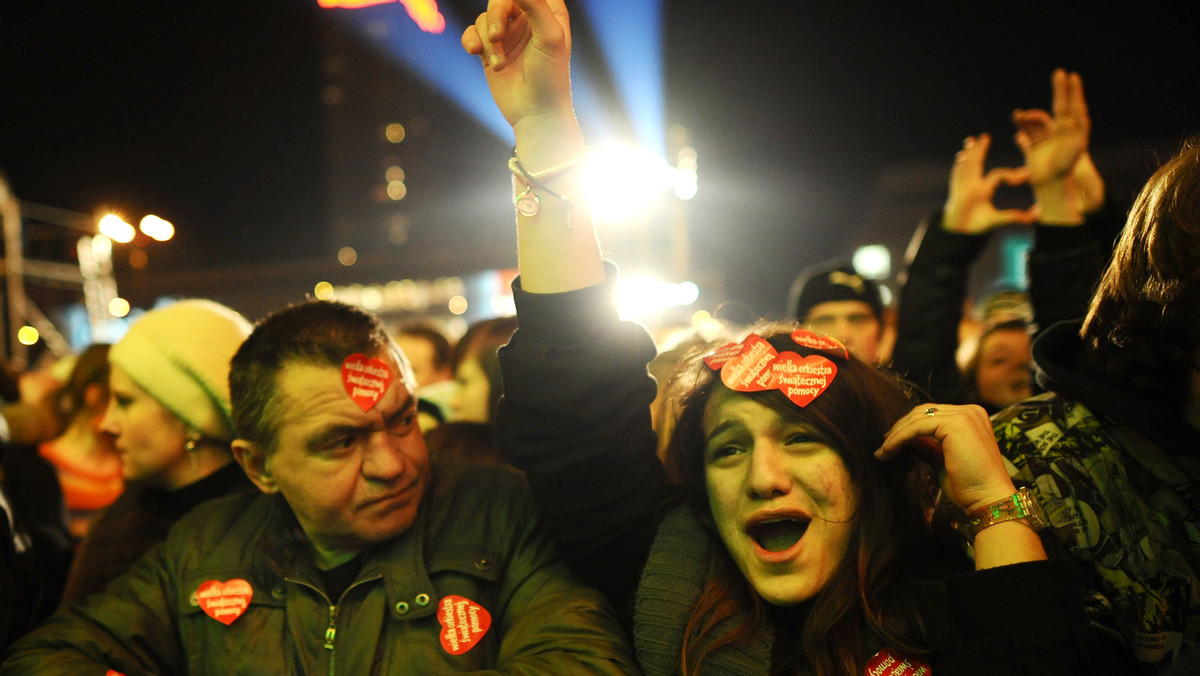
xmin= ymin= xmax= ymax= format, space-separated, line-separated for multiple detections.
xmin=464 ymin=0 xmax=1134 ymax=673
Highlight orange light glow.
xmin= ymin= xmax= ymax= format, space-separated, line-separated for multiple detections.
xmin=318 ymin=0 xmax=392 ymax=8
xmin=318 ymin=0 xmax=445 ymax=34
xmin=400 ymin=0 xmax=445 ymax=33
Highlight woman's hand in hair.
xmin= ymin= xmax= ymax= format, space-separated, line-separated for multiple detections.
xmin=875 ymin=404 xmax=1017 ymax=517
xmin=877 ymin=404 xmax=1046 ymax=568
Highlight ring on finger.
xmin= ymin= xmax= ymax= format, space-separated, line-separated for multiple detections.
xmin=924 ymin=406 xmax=937 ymax=418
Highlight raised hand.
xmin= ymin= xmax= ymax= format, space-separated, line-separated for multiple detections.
xmin=1012 ymin=69 xmax=1104 ymax=221
xmin=461 ymin=0 xmax=574 ymax=140
xmin=942 ymin=133 xmax=1035 ymax=234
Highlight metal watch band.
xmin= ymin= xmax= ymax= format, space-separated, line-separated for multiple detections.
xmin=966 ymin=489 xmax=1035 ymax=536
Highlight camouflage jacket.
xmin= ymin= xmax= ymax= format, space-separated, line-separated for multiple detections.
xmin=993 ymin=324 xmax=1200 ymax=673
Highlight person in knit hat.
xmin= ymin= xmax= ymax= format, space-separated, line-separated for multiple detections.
xmin=787 ymin=259 xmax=888 ymax=363
xmin=59 ymin=298 xmax=255 ymax=603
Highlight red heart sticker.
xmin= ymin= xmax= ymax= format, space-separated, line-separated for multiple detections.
xmin=341 ymin=353 xmax=393 ymax=412
xmin=790 ymin=328 xmax=849 ymax=359
xmin=713 ymin=335 xmax=779 ymax=392
xmin=105 ymin=671 xmax=127 ymax=676
xmin=864 ymin=648 xmax=932 ymax=676
xmin=768 ymin=353 xmax=838 ymax=407
xmin=702 ymin=341 xmax=745 ymax=370
xmin=196 ymin=578 xmax=253 ymax=626
xmin=438 ymin=595 xmax=492 ymax=655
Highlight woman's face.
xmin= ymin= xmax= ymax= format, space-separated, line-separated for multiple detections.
xmin=100 ymin=365 xmax=191 ymax=488
xmin=702 ymin=387 xmax=857 ymax=606
xmin=450 ymin=357 xmax=491 ymax=423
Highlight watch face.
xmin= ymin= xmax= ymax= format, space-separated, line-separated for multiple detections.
xmin=1018 ymin=488 xmax=1049 ymax=530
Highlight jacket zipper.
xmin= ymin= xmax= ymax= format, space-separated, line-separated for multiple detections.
xmin=285 ymin=573 xmax=383 ymax=676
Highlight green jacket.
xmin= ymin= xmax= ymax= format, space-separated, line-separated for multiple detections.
xmin=2 ymin=462 xmax=639 ymax=675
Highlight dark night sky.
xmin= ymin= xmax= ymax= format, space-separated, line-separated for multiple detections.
xmin=2 ymin=0 xmax=1200 ymax=321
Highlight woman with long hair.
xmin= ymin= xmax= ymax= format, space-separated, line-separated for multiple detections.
xmin=464 ymin=1 xmax=1133 ymax=672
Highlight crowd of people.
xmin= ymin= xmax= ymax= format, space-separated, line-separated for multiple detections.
xmin=1 ymin=0 xmax=1199 ymax=673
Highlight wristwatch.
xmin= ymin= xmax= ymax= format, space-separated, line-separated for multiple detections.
xmin=966 ymin=487 xmax=1048 ymax=537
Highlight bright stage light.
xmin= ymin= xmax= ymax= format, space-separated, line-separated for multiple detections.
xmin=617 ymin=276 xmax=699 ymax=320
xmin=583 ymin=144 xmax=674 ymax=225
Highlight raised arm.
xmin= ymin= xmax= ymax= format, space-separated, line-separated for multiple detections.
xmin=464 ymin=0 xmax=663 ymax=617
xmin=1017 ymin=70 xmax=1111 ymax=333
xmin=890 ymin=135 xmax=1032 ymax=403
xmin=462 ymin=0 xmax=602 ymax=293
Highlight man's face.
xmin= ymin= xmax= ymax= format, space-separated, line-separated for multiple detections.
xmin=803 ymin=300 xmax=881 ymax=362
xmin=262 ymin=353 xmax=430 ymax=561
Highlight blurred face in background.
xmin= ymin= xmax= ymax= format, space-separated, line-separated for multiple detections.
xmin=974 ymin=327 xmax=1032 ymax=408
xmin=803 ymin=300 xmax=881 ymax=363
xmin=449 ymin=357 xmax=491 ymax=423
xmin=395 ymin=335 xmax=451 ymax=388
xmin=101 ymin=365 xmax=190 ymax=488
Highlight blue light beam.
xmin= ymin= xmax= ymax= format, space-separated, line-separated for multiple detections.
xmin=577 ymin=0 xmax=665 ymax=157
xmin=325 ymin=3 xmax=608 ymax=145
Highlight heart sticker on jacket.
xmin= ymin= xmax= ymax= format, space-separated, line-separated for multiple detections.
xmin=438 ymin=595 xmax=492 ymax=655
xmin=196 ymin=578 xmax=253 ymax=626
xmin=865 ymin=648 xmax=931 ymax=675
xmin=341 ymin=353 xmax=393 ymax=412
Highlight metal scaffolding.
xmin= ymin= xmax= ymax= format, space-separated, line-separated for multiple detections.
xmin=0 ymin=175 xmax=117 ymax=369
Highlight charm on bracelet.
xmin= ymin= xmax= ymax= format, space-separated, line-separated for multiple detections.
xmin=516 ymin=186 xmax=540 ymax=217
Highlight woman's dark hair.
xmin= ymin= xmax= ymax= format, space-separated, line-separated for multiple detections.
xmin=452 ymin=316 xmax=518 ymax=424
xmin=57 ymin=343 xmax=111 ymax=419
xmin=1082 ymin=140 xmax=1200 ymax=402
xmin=661 ymin=323 xmax=941 ymax=675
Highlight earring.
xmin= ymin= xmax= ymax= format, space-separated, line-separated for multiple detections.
xmin=185 ymin=433 xmax=202 ymax=452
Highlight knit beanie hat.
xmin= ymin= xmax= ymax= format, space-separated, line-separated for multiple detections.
xmin=787 ymin=259 xmax=884 ymax=323
xmin=108 ymin=299 xmax=251 ymax=442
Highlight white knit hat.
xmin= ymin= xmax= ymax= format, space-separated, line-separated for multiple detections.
xmin=108 ymin=299 xmax=251 ymax=441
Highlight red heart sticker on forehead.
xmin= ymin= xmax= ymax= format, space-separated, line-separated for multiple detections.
xmin=769 ymin=354 xmax=837 ymax=407
xmin=712 ymin=335 xmax=778 ymax=392
xmin=196 ymin=578 xmax=253 ymax=626
xmin=790 ymin=328 xmax=849 ymax=359
xmin=438 ymin=595 xmax=492 ymax=655
xmin=341 ymin=354 xmax=393 ymax=412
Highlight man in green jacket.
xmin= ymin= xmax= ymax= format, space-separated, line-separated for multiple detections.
xmin=2 ymin=300 xmax=637 ymax=675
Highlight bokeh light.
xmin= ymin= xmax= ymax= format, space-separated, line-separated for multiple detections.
xmin=314 ymin=281 xmax=335 ymax=300
xmin=16 ymin=326 xmax=39 ymax=345
xmin=98 ymin=214 xmax=135 ymax=243
xmin=139 ymin=214 xmax=175 ymax=241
